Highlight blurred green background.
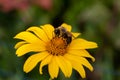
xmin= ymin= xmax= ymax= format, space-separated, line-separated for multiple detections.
xmin=0 ymin=0 xmax=120 ymax=80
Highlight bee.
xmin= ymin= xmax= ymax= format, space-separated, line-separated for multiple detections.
xmin=54 ymin=26 xmax=74 ymax=44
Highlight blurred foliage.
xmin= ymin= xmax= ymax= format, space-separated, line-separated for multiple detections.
xmin=0 ymin=0 xmax=120 ymax=80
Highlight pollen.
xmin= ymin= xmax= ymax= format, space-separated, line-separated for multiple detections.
xmin=46 ymin=37 xmax=68 ymax=56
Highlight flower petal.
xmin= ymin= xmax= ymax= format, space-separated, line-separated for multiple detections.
xmin=62 ymin=56 xmax=72 ymax=77
xmin=61 ymin=23 xmax=72 ymax=31
xmin=48 ymin=56 xmax=59 ymax=79
xmin=67 ymin=49 xmax=95 ymax=62
xmin=55 ymin=56 xmax=72 ymax=77
xmin=64 ymin=54 xmax=94 ymax=78
xmin=71 ymin=62 xmax=86 ymax=78
xmin=39 ymin=54 xmax=53 ymax=74
xmin=14 ymin=31 xmax=41 ymax=43
xmin=64 ymin=54 xmax=93 ymax=71
xmin=41 ymin=24 xmax=54 ymax=40
xmin=64 ymin=54 xmax=86 ymax=78
xmin=16 ymin=43 xmax=46 ymax=57
xmin=69 ymin=38 xmax=98 ymax=49
xmin=27 ymin=26 xmax=49 ymax=42
xmin=72 ymin=32 xmax=81 ymax=38
xmin=55 ymin=56 xmax=67 ymax=77
xmin=80 ymin=57 xmax=93 ymax=71
xmin=23 ymin=51 xmax=49 ymax=73
xmin=14 ymin=41 xmax=27 ymax=49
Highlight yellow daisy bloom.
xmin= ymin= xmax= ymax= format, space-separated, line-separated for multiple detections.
xmin=14 ymin=23 xmax=98 ymax=79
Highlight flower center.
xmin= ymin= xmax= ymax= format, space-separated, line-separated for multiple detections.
xmin=46 ymin=37 xmax=68 ymax=56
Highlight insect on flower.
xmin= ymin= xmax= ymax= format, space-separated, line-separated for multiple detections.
xmin=54 ymin=26 xmax=74 ymax=44
xmin=14 ymin=23 xmax=98 ymax=79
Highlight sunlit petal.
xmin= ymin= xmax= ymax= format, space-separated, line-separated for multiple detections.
xmin=48 ymin=56 xmax=59 ymax=78
xmin=64 ymin=54 xmax=93 ymax=71
xmin=55 ymin=56 xmax=72 ymax=77
xmin=72 ymin=62 xmax=86 ymax=78
xmin=64 ymin=54 xmax=86 ymax=78
xmin=80 ymin=57 xmax=93 ymax=71
xmin=23 ymin=51 xmax=49 ymax=73
xmin=41 ymin=24 xmax=54 ymax=40
xmin=69 ymin=38 xmax=98 ymax=49
xmin=68 ymin=49 xmax=95 ymax=62
xmin=14 ymin=41 xmax=27 ymax=49
xmin=27 ymin=26 xmax=49 ymax=42
xmin=72 ymin=32 xmax=81 ymax=38
xmin=62 ymin=56 xmax=72 ymax=77
xmin=61 ymin=23 xmax=72 ymax=31
xmin=39 ymin=55 xmax=53 ymax=74
xmin=16 ymin=43 xmax=46 ymax=56
xmin=55 ymin=56 xmax=67 ymax=77
xmin=14 ymin=31 xmax=41 ymax=43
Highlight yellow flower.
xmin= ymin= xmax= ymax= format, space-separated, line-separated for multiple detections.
xmin=14 ymin=23 xmax=98 ymax=79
